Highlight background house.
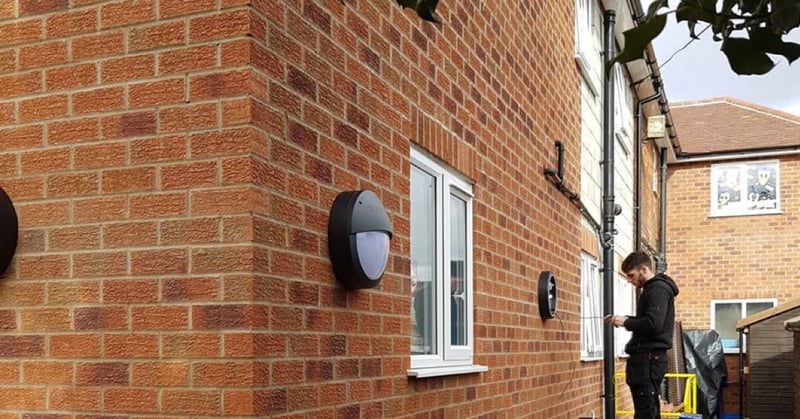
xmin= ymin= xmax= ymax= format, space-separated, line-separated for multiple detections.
xmin=0 ymin=0 xmax=679 ymax=417
xmin=667 ymin=97 xmax=800 ymax=416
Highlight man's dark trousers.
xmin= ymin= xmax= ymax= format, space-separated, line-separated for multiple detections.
xmin=625 ymin=351 xmax=667 ymax=419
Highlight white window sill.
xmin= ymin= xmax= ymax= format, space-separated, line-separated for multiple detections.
xmin=407 ymin=364 xmax=488 ymax=378
xmin=710 ymin=209 xmax=782 ymax=218
xmin=723 ymin=349 xmax=744 ymax=355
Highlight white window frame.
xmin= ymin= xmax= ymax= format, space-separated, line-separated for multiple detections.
xmin=710 ymin=160 xmax=781 ymax=217
xmin=581 ymin=253 xmax=603 ymax=360
xmin=575 ymin=0 xmax=600 ymax=96
xmin=614 ymin=273 xmax=636 ymax=357
xmin=613 ymin=63 xmax=632 ymax=145
xmin=710 ymin=298 xmax=777 ymax=354
xmin=408 ymin=148 xmax=486 ymax=378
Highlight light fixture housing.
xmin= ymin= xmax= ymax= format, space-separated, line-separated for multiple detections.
xmin=538 ymin=271 xmax=558 ymax=320
xmin=328 ymin=190 xmax=393 ymax=290
xmin=0 ymin=186 xmax=18 ymax=277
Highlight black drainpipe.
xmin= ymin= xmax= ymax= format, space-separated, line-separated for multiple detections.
xmin=658 ymin=146 xmax=668 ymax=271
xmin=634 ymin=92 xmax=661 ymax=252
xmin=602 ymin=10 xmax=617 ymax=419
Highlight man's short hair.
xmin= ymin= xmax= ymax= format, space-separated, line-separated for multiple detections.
xmin=621 ymin=251 xmax=653 ymax=273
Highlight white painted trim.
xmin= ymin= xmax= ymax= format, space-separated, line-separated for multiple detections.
xmin=407 ymin=364 xmax=488 ymax=378
xmin=673 ymin=148 xmax=800 ymax=164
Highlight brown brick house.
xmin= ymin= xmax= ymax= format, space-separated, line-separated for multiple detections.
xmin=0 ymin=0 xmax=678 ymax=417
xmin=667 ymin=97 xmax=800 ymax=416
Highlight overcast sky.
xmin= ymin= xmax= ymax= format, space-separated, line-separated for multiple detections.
xmin=642 ymin=4 xmax=800 ymax=115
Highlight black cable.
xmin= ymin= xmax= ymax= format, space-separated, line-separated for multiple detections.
xmin=554 ymin=313 xmax=579 ymax=401
xmin=660 ymin=24 xmax=712 ymax=69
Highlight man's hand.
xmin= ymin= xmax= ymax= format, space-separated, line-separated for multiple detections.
xmin=604 ymin=315 xmax=628 ymax=328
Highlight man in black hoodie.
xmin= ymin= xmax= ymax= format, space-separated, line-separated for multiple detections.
xmin=606 ymin=251 xmax=680 ymax=419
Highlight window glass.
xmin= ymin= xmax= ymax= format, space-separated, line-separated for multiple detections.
xmin=714 ymin=303 xmax=741 ymax=349
xmin=411 ymin=165 xmax=437 ymax=356
xmin=450 ymin=194 xmax=467 ymax=347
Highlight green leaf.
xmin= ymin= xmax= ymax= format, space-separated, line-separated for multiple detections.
xmin=395 ymin=0 xmax=440 ymax=23
xmin=609 ymin=13 xmax=668 ymax=72
xmin=749 ymin=27 xmax=800 ymax=63
xmin=645 ymin=0 xmax=670 ymax=20
xmin=700 ymin=0 xmax=717 ymax=11
xmin=721 ymin=0 xmax=737 ymax=14
xmin=721 ymin=37 xmax=776 ymax=74
xmin=676 ymin=2 xmax=718 ymax=25
xmin=415 ymin=0 xmax=440 ymax=22
xmin=771 ymin=0 xmax=800 ymax=34
xmin=738 ymin=0 xmax=762 ymax=14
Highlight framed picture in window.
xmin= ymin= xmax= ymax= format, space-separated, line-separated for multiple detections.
xmin=710 ymin=160 xmax=780 ymax=217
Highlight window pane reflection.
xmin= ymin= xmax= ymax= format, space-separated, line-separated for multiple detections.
xmin=450 ymin=194 xmax=467 ymax=347
xmin=714 ymin=303 xmax=740 ymax=345
xmin=411 ymin=165 xmax=436 ymax=355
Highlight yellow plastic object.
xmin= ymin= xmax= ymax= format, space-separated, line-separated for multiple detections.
xmin=614 ymin=372 xmax=698 ymax=417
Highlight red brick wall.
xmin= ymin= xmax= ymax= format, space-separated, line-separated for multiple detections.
xmin=0 ymin=0 xmax=620 ymax=417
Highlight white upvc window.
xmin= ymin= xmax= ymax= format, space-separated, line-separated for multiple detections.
xmin=580 ymin=254 xmax=636 ymax=360
xmin=613 ymin=63 xmax=632 ymax=143
xmin=711 ymin=299 xmax=777 ymax=353
xmin=581 ymin=253 xmax=603 ymax=360
xmin=408 ymin=148 xmax=486 ymax=378
xmin=575 ymin=0 xmax=600 ymax=95
xmin=710 ymin=160 xmax=781 ymax=217
xmin=615 ymin=273 xmax=636 ymax=357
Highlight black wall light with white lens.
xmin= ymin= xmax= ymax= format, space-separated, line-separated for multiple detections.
xmin=538 ymin=271 xmax=558 ymax=320
xmin=328 ymin=190 xmax=393 ymax=290
xmin=0 ymin=186 xmax=18 ymax=277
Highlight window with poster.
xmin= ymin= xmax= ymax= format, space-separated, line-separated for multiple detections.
xmin=710 ymin=160 xmax=780 ymax=217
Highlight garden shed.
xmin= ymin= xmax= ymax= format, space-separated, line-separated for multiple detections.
xmin=736 ymin=299 xmax=800 ymax=419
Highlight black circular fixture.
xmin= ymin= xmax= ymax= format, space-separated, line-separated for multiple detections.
xmin=0 ymin=186 xmax=18 ymax=277
xmin=328 ymin=190 xmax=393 ymax=290
xmin=538 ymin=271 xmax=558 ymax=320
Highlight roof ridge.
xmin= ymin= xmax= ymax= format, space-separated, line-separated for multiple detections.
xmin=723 ymin=98 xmax=800 ymax=125
xmin=673 ymin=97 xmax=800 ymax=125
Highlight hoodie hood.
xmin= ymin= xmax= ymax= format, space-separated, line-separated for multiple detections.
xmin=649 ymin=272 xmax=679 ymax=296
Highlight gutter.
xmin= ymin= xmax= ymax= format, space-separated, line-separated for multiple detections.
xmin=673 ymin=146 xmax=800 ymax=164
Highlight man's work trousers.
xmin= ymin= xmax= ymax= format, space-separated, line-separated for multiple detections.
xmin=625 ymin=351 xmax=668 ymax=419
